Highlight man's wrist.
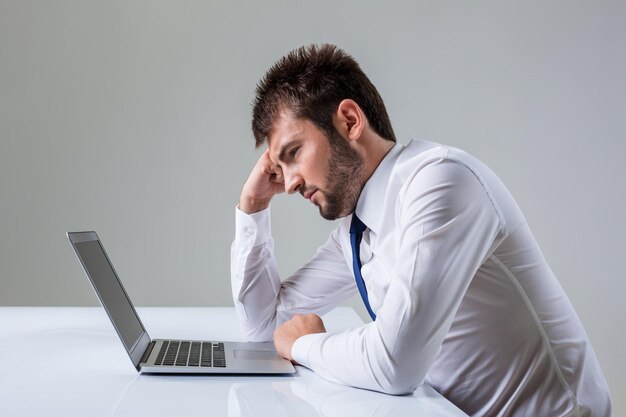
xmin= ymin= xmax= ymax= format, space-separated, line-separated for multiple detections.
xmin=235 ymin=205 xmax=271 ymax=247
xmin=291 ymin=333 xmax=322 ymax=368
xmin=239 ymin=195 xmax=271 ymax=214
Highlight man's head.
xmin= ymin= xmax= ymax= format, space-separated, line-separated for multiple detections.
xmin=252 ymin=44 xmax=396 ymax=147
xmin=251 ymin=44 xmax=396 ymax=220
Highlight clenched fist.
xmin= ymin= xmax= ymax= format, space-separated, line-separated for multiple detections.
xmin=273 ymin=314 xmax=327 ymax=363
xmin=240 ymin=149 xmax=286 ymax=214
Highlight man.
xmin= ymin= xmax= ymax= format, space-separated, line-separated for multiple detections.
xmin=230 ymin=44 xmax=612 ymax=416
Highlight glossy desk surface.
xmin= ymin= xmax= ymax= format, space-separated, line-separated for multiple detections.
xmin=0 ymin=307 xmax=467 ymax=417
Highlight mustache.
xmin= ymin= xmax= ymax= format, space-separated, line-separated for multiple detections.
xmin=300 ymin=186 xmax=318 ymax=199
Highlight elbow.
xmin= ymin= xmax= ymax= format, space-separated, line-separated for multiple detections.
xmin=243 ymin=332 xmax=272 ymax=343
xmin=382 ymin=387 xmax=415 ymax=396
xmin=372 ymin=359 xmax=426 ymax=396
xmin=377 ymin=378 xmax=421 ymax=396
xmin=239 ymin=321 xmax=275 ymax=343
xmin=235 ymin=307 xmax=277 ymax=343
xmin=232 ymin=298 xmax=277 ymax=342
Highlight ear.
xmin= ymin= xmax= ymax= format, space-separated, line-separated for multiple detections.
xmin=335 ymin=99 xmax=365 ymax=142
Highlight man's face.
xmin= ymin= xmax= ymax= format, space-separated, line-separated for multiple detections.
xmin=267 ymin=112 xmax=365 ymax=220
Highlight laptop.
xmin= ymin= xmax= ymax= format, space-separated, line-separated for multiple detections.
xmin=67 ymin=231 xmax=295 ymax=375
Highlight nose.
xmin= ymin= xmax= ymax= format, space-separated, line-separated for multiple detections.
xmin=284 ymin=170 xmax=303 ymax=195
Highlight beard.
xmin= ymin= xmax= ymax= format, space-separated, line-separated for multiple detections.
xmin=317 ymin=128 xmax=366 ymax=220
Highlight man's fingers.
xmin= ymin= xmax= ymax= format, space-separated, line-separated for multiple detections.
xmin=284 ymin=313 xmax=325 ymax=332
xmin=239 ymin=148 xmax=285 ymax=213
xmin=273 ymin=314 xmax=327 ymax=362
xmin=270 ymin=170 xmax=284 ymax=185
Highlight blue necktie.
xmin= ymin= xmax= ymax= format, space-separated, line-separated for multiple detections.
xmin=350 ymin=214 xmax=377 ymax=321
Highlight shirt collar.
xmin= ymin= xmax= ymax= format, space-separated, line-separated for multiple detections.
xmin=353 ymin=142 xmax=404 ymax=234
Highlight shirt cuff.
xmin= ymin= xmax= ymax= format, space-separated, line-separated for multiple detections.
xmin=234 ymin=205 xmax=272 ymax=247
xmin=291 ymin=332 xmax=325 ymax=368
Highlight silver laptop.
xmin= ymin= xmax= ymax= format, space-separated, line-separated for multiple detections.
xmin=67 ymin=231 xmax=295 ymax=375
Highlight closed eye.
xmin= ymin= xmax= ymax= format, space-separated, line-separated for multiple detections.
xmin=288 ymin=146 xmax=300 ymax=159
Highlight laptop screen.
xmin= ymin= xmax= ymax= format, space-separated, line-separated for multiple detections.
xmin=73 ymin=239 xmax=145 ymax=353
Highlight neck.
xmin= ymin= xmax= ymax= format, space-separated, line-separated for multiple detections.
xmin=360 ymin=134 xmax=395 ymax=182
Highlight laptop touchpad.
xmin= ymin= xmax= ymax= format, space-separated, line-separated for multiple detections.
xmin=233 ymin=350 xmax=279 ymax=360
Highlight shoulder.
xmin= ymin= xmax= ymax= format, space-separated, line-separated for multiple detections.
xmin=393 ymin=142 xmax=489 ymax=196
xmin=393 ymin=143 xmax=504 ymax=223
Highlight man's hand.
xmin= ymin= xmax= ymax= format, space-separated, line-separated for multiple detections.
xmin=274 ymin=314 xmax=326 ymax=363
xmin=240 ymin=149 xmax=285 ymax=214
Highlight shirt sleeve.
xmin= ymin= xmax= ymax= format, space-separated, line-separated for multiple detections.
xmin=230 ymin=206 xmax=357 ymax=342
xmin=291 ymin=158 xmax=504 ymax=395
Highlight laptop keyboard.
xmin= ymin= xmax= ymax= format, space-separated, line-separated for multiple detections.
xmin=154 ymin=341 xmax=226 ymax=368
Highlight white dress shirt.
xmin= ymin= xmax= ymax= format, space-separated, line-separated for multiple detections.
xmin=231 ymin=139 xmax=612 ymax=417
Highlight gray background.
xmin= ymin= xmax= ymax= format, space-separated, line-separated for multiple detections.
xmin=1 ymin=0 xmax=624 ymax=411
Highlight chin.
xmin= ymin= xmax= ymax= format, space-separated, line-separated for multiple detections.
xmin=318 ymin=206 xmax=335 ymax=221
xmin=319 ymin=211 xmax=338 ymax=221
xmin=318 ymin=205 xmax=350 ymax=221
xmin=317 ymin=191 xmax=356 ymax=220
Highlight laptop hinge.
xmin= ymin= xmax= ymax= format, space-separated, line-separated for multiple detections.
xmin=140 ymin=341 xmax=156 ymax=364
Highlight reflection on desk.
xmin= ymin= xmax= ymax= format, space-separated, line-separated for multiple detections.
xmin=0 ymin=307 xmax=467 ymax=417
xmin=112 ymin=368 xmax=464 ymax=417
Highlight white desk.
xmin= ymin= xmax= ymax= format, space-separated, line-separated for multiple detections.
xmin=0 ymin=307 xmax=467 ymax=417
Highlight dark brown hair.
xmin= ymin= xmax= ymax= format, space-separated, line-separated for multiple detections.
xmin=251 ymin=44 xmax=396 ymax=147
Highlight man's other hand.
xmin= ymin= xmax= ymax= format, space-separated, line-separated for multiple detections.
xmin=273 ymin=314 xmax=326 ymax=363
xmin=240 ymin=149 xmax=285 ymax=214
